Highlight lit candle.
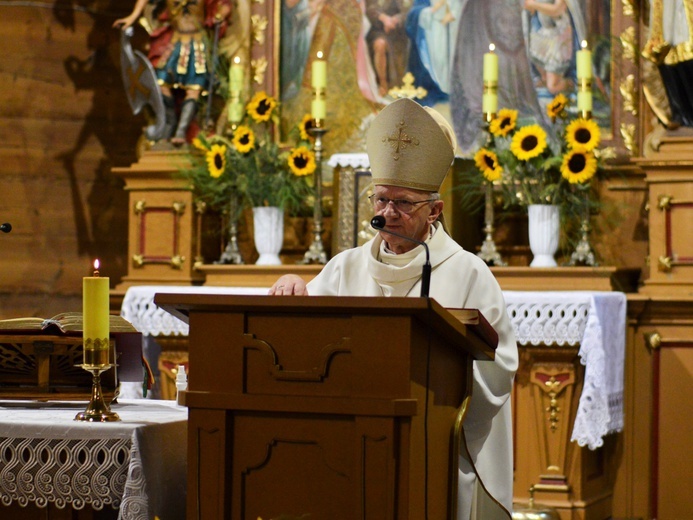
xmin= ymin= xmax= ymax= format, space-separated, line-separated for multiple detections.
xmin=576 ymin=40 xmax=592 ymax=79
xmin=311 ymin=51 xmax=327 ymax=89
xmin=311 ymin=51 xmax=327 ymax=121
xmin=482 ymin=43 xmax=498 ymax=115
xmin=576 ymin=40 xmax=593 ymax=113
xmin=229 ymin=56 xmax=244 ymax=93
xmin=83 ymin=259 xmax=110 ymax=367
xmin=228 ymin=56 xmax=245 ymax=124
xmin=483 ymin=43 xmax=498 ymax=82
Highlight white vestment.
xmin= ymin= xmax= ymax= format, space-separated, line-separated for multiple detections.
xmin=308 ymin=223 xmax=517 ymax=519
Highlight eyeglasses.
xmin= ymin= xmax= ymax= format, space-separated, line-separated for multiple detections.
xmin=368 ymin=194 xmax=436 ymax=214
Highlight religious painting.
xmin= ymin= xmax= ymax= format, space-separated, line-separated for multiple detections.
xmin=277 ymin=0 xmax=626 ymax=157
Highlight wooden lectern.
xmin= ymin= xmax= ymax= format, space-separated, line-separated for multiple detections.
xmin=155 ymin=294 xmax=497 ymax=520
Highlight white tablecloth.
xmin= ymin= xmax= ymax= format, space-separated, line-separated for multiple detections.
xmin=504 ymin=291 xmax=627 ymax=449
xmin=120 ymin=286 xmax=626 ymax=450
xmin=0 ymin=399 xmax=187 ymax=519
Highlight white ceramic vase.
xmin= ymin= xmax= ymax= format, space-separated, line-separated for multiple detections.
xmin=253 ymin=206 xmax=284 ymax=265
xmin=528 ymin=204 xmax=560 ymax=267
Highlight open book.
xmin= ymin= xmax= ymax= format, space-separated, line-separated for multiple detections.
xmin=0 ymin=312 xmax=138 ymax=335
xmin=0 ymin=312 xmax=148 ymax=388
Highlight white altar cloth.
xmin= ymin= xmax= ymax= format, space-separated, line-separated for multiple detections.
xmin=121 ymin=285 xmax=268 ymax=337
xmin=120 ymin=286 xmax=626 ymax=450
xmin=0 ymin=399 xmax=187 ymax=519
xmin=504 ymin=291 xmax=627 ymax=449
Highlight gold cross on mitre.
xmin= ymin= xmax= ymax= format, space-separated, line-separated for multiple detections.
xmin=388 ymin=72 xmax=428 ymax=100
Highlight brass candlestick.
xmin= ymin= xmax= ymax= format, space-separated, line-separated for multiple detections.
xmin=568 ymin=203 xmax=597 ymax=266
xmin=477 ymin=182 xmax=506 ymax=266
xmin=301 ymin=123 xmax=329 ymax=264
xmin=75 ymin=340 xmax=120 ymax=422
xmin=216 ymin=195 xmax=244 ymax=264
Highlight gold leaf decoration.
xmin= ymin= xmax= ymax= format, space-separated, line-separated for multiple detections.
xmin=620 ymin=123 xmax=637 ymax=155
xmin=251 ymin=58 xmax=268 ymax=85
xmin=251 ymin=14 xmax=268 ymax=45
xmin=621 ymin=0 xmax=637 ymax=19
xmin=620 ymin=26 xmax=638 ymax=63
xmin=619 ymin=74 xmax=638 ymax=116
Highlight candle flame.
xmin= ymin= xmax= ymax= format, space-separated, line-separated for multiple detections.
xmin=581 ymin=40 xmax=588 ymax=49
xmin=93 ymin=259 xmax=100 ymax=270
xmin=234 ymin=56 xmax=240 ymax=64
xmin=317 ymin=51 xmax=323 ymax=59
xmin=489 ymin=43 xmax=495 ymax=52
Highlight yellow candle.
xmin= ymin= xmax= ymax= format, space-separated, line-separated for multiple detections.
xmin=483 ymin=43 xmax=498 ymax=82
xmin=576 ymin=40 xmax=592 ymax=80
xmin=576 ymin=41 xmax=592 ymax=113
xmin=229 ymin=56 xmax=243 ymax=94
xmin=311 ymin=99 xmax=326 ymax=120
xmin=482 ymin=91 xmax=498 ymax=115
xmin=311 ymin=51 xmax=327 ymax=89
xmin=83 ymin=259 xmax=110 ymax=367
xmin=577 ymin=90 xmax=593 ymax=112
xmin=228 ymin=100 xmax=244 ymax=123
xmin=482 ymin=43 xmax=498 ymax=115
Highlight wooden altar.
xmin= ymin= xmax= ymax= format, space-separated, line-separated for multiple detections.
xmin=155 ymin=294 xmax=496 ymax=520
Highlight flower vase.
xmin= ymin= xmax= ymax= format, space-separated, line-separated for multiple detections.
xmin=528 ymin=204 xmax=560 ymax=267
xmin=253 ymin=206 xmax=284 ymax=265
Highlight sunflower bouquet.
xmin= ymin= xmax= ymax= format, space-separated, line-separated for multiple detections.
xmin=472 ymin=94 xmax=614 ymax=218
xmin=182 ymin=91 xmax=316 ymax=215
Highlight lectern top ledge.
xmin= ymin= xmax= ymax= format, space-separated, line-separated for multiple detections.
xmin=154 ymin=293 xmax=497 ymax=361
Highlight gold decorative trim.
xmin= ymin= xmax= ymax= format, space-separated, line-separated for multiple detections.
xmin=251 ymin=14 xmax=268 ymax=45
xmin=621 ymin=0 xmax=636 ymax=19
xmin=620 ymin=74 xmax=638 ymax=116
xmin=172 ymin=201 xmax=186 ymax=215
xmin=657 ymin=195 xmax=693 ymax=209
xmin=544 ymin=376 xmax=563 ymax=432
xmin=620 ymin=123 xmax=637 ymax=155
xmin=251 ymin=57 xmax=268 ymax=85
xmin=658 ymin=256 xmax=672 ymax=272
xmin=657 ymin=194 xmax=672 ymax=211
xmin=620 ymin=26 xmax=638 ymax=64
xmin=133 ymin=201 xmax=187 ymax=270
xmin=645 ymin=331 xmax=662 ymax=350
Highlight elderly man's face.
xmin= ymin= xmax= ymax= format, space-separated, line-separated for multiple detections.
xmin=372 ymin=185 xmax=443 ymax=254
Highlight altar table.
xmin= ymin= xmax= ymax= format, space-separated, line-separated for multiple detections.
xmin=120 ymin=286 xmax=626 ymax=449
xmin=0 ymin=399 xmax=187 ymax=520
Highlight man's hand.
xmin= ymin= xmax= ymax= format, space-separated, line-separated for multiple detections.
xmin=268 ymin=274 xmax=309 ymax=296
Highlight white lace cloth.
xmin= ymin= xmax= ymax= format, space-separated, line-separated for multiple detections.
xmin=121 ymin=285 xmax=268 ymax=337
xmin=120 ymin=286 xmax=626 ymax=450
xmin=0 ymin=399 xmax=187 ymax=519
xmin=327 ymin=152 xmax=369 ymax=169
xmin=504 ymin=291 xmax=626 ymax=449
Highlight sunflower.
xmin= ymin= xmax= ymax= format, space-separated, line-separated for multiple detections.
xmin=474 ymin=148 xmax=503 ymax=182
xmin=192 ymin=137 xmax=207 ymax=152
xmin=565 ymin=118 xmax=600 ymax=151
xmin=232 ymin=125 xmax=255 ymax=154
xmin=546 ymin=93 xmax=568 ymax=120
xmin=206 ymin=144 xmax=227 ymax=179
xmin=489 ymin=109 xmax=518 ymax=137
xmin=510 ymin=124 xmax=547 ymax=160
xmin=561 ymin=149 xmax=598 ymax=184
xmin=288 ymin=146 xmax=316 ymax=176
xmin=299 ymin=114 xmax=314 ymax=141
xmin=246 ymin=91 xmax=277 ymax=123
